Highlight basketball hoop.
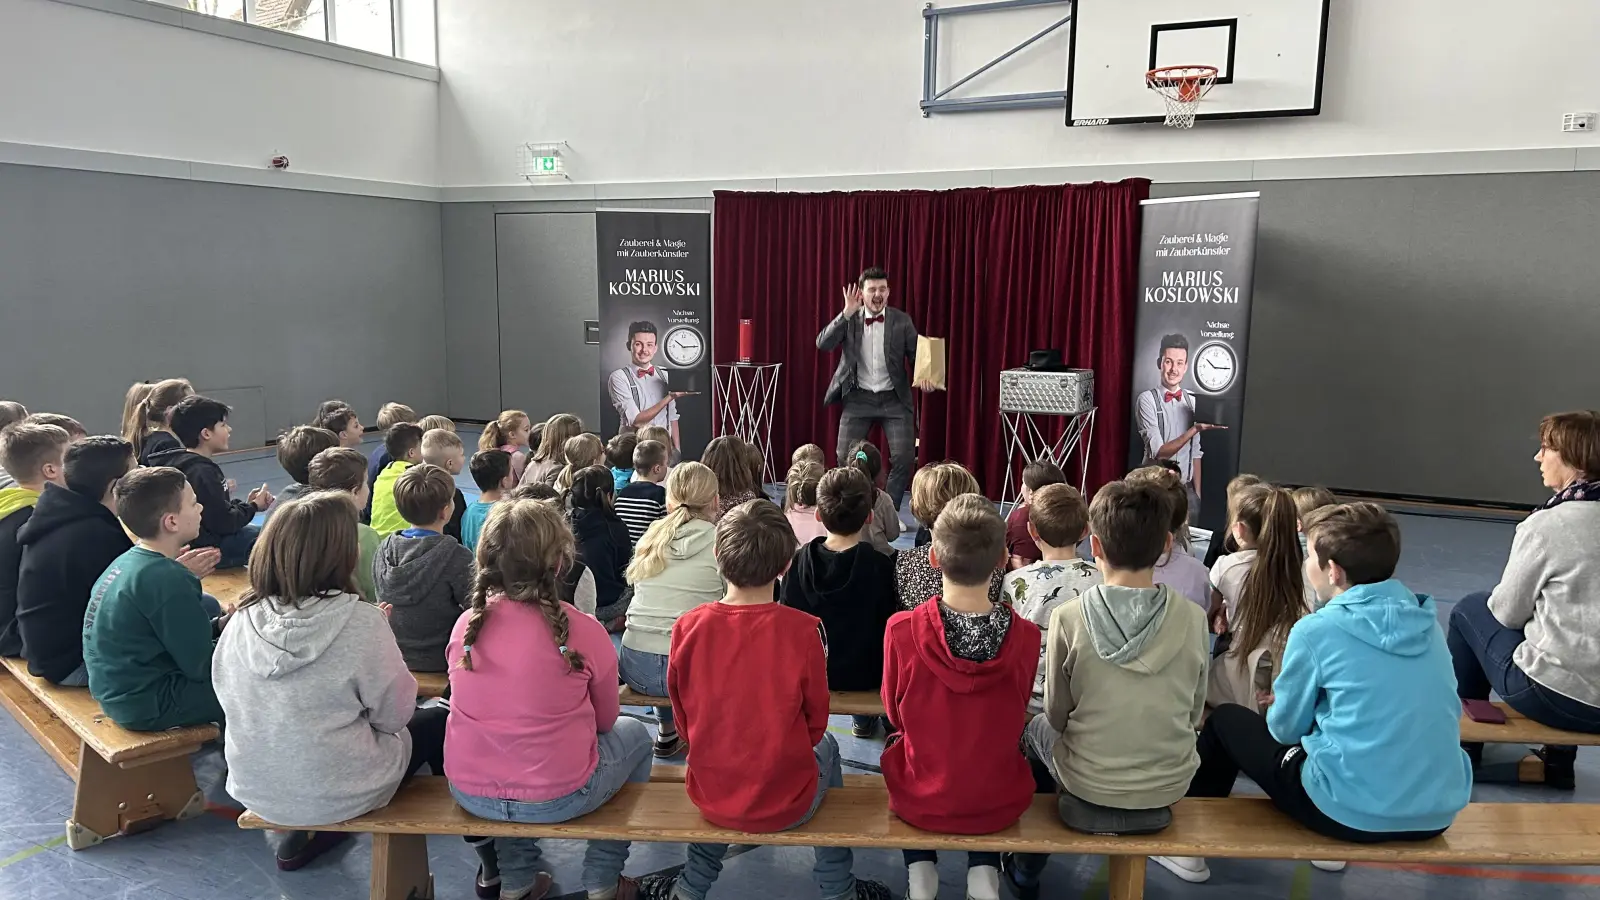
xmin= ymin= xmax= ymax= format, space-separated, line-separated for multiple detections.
xmin=1146 ymin=65 xmax=1218 ymax=129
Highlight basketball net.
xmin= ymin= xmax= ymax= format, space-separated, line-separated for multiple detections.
xmin=1146 ymin=65 xmax=1218 ymax=129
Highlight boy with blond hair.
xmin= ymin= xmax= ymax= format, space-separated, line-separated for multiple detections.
xmin=420 ymin=428 xmax=468 ymax=544
xmin=661 ymin=500 xmax=891 ymax=900
xmin=264 ymin=426 xmax=340 ymax=525
xmin=0 ymin=423 xmax=70 ymax=656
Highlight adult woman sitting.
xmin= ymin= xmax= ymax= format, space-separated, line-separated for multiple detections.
xmin=1448 ymin=410 xmax=1600 ymax=788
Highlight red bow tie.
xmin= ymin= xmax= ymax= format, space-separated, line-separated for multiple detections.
xmin=863 ymin=315 xmax=885 ymax=326
xmin=1164 ymin=390 xmax=1183 ymax=403
xmin=636 ymin=367 xmax=656 ymax=378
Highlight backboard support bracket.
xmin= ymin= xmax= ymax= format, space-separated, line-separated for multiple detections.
xmin=920 ymin=0 xmax=1073 ymax=117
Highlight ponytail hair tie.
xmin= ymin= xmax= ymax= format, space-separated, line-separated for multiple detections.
xmin=854 ymin=450 xmax=869 ymax=462
xmin=558 ymin=645 xmax=569 ymax=654
xmin=462 ymin=644 xmax=473 ymax=653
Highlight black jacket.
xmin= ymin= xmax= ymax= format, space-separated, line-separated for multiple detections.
xmin=0 ymin=504 xmax=34 ymax=657
xmin=15 ymin=484 xmax=133 ymax=682
xmin=446 ymin=488 xmax=466 ymax=545
xmin=569 ymin=507 xmax=632 ymax=614
xmin=146 ymin=447 xmax=255 ymax=549
xmin=137 ymin=431 xmax=181 ymax=467
xmin=780 ymin=537 xmax=898 ymax=691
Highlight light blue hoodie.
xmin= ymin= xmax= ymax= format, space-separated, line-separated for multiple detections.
xmin=1267 ymin=579 xmax=1472 ymax=834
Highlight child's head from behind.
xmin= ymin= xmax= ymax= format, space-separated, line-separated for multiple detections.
xmin=23 ymin=413 xmax=86 ymax=442
xmin=394 ymin=463 xmax=456 ymax=528
xmin=633 ymin=440 xmax=669 ymax=481
xmin=637 ymin=425 xmax=671 ymax=452
xmin=910 ymin=462 xmax=980 ymax=529
xmin=1124 ymin=465 xmax=1189 ymax=540
xmin=116 ymin=466 xmax=200 ymax=545
xmin=1027 ymin=483 xmax=1089 ymax=552
xmin=563 ymin=433 xmax=605 ymax=468
xmin=1292 ymin=486 xmax=1337 ymax=526
xmin=385 ymin=422 xmax=424 ymax=463
xmin=0 ymin=423 xmax=70 ymax=488
xmin=1303 ymin=502 xmax=1400 ymax=599
xmin=793 ymin=443 xmax=826 ymax=467
xmin=1229 ymin=484 xmax=1307 ymax=658
xmin=470 ymin=449 xmax=514 ymax=494
xmin=509 ymin=482 xmax=560 ymax=503
xmin=307 ymin=447 xmax=371 ymax=508
xmin=847 ymin=441 xmax=883 ymax=486
xmin=481 ymin=410 xmax=531 ymax=452
xmin=461 ymin=498 xmax=582 ymax=673
xmin=376 ymin=403 xmax=418 ymax=431
xmin=565 ymin=465 xmax=615 ymax=514
xmin=0 ymin=401 xmax=29 ymax=432
xmin=1088 ymin=480 xmax=1173 ymax=572
xmin=930 ymin=494 xmax=1006 ymax=587
xmin=714 ymin=498 xmax=794 ymax=588
xmin=124 ymin=378 xmax=192 ymax=439
xmin=784 ymin=460 xmax=823 ymax=511
xmin=817 ymin=467 xmax=873 ymax=536
xmin=1021 ymin=457 xmax=1066 ymax=501
xmin=702 ymin=436 xmax=757 ymax=498
xmin=241 ymin=491 xmax=360 ymax=606
xmin=276 ymin=426 xmax=340 ymax=485
xmin=605 ymin=433 xmax=638 ymax=471
xmin=64 ymin=436 xmax=135 ymax=504
xmin=533 ymin=414 xmax=583 ymax=462
xmin=626 ymin=462 xmax=718 ymax=584
xmin=422 ymin=428 xmax=466 ymax=474
xmin=663 ymin=461 xmax=718 ymax=517
xmin=416 ymin=415 xmax=455 ymax=434
xmin=169 ymin=396 xmax=233 ymax=451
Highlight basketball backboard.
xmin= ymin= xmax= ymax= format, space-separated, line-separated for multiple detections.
xmin=1066 ymin=0 xmax=1330 ymax=126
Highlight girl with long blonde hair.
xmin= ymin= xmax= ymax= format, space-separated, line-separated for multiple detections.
xmin=447 ymin=499 xmax=653 ymax=900
xmin=553 ymin=433 xmax=605 ymax=492
xmin=521 ymin=413 xmax=583 ymax=486
xmin=120 ymin=378 xmax=194 ymax=465
xmin=619 ymin=462 xmax=723 ymax=758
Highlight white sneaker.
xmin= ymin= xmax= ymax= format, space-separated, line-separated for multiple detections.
xmin=907 ymin=860 xmax=939 ymax=900
xmin=1153 ymin=856 xmax=1211 ymax=883
xmin=966 ymin=864 xmax=1000 ymax=900
xmin=1311 ymin=860 xmax=1346 ymax=872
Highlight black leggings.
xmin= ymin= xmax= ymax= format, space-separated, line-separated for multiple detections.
xmin=403 ymin=706 xmax=449 ymax=782
xmin=1189 ymin=704 xmax=1445 ymax=844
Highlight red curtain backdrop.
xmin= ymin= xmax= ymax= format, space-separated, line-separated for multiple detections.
xmin=711 ymin=180 xmax=1149 ymax=499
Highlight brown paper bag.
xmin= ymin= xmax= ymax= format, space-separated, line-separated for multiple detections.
xmin=913 ymin=336 xmax=947 ymax=391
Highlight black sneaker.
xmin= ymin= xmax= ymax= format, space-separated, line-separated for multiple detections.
xmin=634 ymin=872 xmax=679 ymax=900
xmin=852 ymin=718 xmax=877 ymax=739
xmin=654 ymin=732 xmax=687 ymax=759
xmin=275 ymin=830 xmax=351 ymax=871
xmin=1000 ymin=852 xmax=1043 ymax=900
xmin=1537 ymin=745 xmax=1578 ymax=791
xmin=848 ymin=879 xmax=893 ymax=900
xmin=475 ymin=864 xmax=501 ymax=898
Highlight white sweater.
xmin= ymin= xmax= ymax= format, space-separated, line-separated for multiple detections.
xmin=1489 ymin=500 xmax=1600 ymax=708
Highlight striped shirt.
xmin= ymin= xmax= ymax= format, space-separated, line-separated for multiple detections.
xmin=615 ymin=481 xmax=668 ymax=546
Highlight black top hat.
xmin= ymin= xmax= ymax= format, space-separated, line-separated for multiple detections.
xmin=1026 ymin=349 xmax=1067 ymax=372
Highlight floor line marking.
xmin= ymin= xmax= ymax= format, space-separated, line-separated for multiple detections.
xmin=1288 ymin=861 xmax=1312 ymax=900
xmin=1353 ymin=862 xmax=1600 ymax=885
xmin=0 ymin=835 xmax=67 ymax=868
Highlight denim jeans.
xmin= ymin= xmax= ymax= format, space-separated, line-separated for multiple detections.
xmin=200 ymin=594 xmax=223 ymax=619
xmin=215 ymin=525 xmax=260 ymax=571
xmin=58 ymin=663 xmax=89 ymax=687
xmin=451 ymin=717 xmax=654 ymax=894
xmin=676 ymin=733 xmax=856 ymax=900
xmin=1447 ymin=591 xmax=1600 ymax=734
xmin=619 ymin=645 xmax=674 ymax=734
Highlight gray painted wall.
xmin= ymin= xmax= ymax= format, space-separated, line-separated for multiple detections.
xmin=1153 ymin=173 xmax=1600 ymax=506
xmin=0 ymin=163 xmax=446 ymax=447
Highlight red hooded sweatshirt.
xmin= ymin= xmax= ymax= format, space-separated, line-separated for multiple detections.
xmin=880 ymin=599 xmax=1041 ymax=834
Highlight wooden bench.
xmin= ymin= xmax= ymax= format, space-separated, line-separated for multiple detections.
xmin=414 ymin=672 xmax=448 ymax=699
xmin=1458 ymin=701 xmax=1600 ymax=746
xmin=619 ymin=685 xmax=884 ymax=717
xmin=200 ymin=568 xmax=252 ymax=610
xmin=0 ymin=657 xmax=219 ymax=849
xmin=238 ymin=777 xmax=1600 ymax=900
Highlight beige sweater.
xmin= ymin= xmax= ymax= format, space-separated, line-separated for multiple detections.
xmin=1044 ymin=585 xmax=1210 ymax=809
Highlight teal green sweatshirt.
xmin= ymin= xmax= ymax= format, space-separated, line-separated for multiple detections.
xmin=83 ymin=547 xmax=224 ymax=731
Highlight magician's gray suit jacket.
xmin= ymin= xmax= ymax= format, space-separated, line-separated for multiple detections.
xmin=816 ymin=307 xmax=919 ymax=412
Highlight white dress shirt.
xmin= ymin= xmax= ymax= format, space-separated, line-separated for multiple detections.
xmin=608 ymin=365 xmax=678 ymax=431
xmin=856 ymin=306 xmax=892 ymax=392
xmin=1135 ymin=387 xmax=1202 ymax=482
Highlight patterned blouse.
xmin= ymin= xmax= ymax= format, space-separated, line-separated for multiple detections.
xmin=938 ymin=600 xmax=1013 ymax=663
xmin=716 ymin=489 xmax=764 ymax=521
xmin=894 ymin=544 xmax=1005 ymax=612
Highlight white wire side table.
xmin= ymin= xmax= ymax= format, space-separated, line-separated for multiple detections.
xmin=998 ymin=407 xmax=1096 ymax=508
xmin=712 ymin=363 xmax=782 ymax=484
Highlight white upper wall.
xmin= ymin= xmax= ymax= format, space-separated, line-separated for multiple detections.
xmin=0 ymin=0 xmax=438 ymax=186
xmin=436 ymin=0 xmax=1600 ymax=188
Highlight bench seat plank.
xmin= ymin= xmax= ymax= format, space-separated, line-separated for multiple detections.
xmin=0 ymin=669 xmax=80 ymax=777
xmin=201 ymin=569 xmax=252 ymax=611
xmin=0 ymin=658 xmax=216 ymax=765
xmin=1459 ymin=702 xmax=1600 ymax=746
xmin=239 ymin=779 xmax=1600 ymax=866
xmin=619 ymin=686 xmax=882 ymax=717
xmin=414 ymin=672 xmax=448 ymax=699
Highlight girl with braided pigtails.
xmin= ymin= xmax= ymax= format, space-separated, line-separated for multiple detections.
xmin=445 ymin=498 xmax=656 ymax=900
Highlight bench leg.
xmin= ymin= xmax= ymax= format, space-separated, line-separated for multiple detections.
xmin=66 ymin=744 xmax=202 ymax=850
xmin=371 ymin=832 xmax=433 ymax=900
xmin=1107 ymin=855 xmax=1147 ymax=900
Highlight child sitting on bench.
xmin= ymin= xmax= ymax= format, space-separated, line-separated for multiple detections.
xmin=446 ymin=498 xmax=654 ymax=900
xmin=1156 ymin=502 xmax=1473 ymax=884
xmin=882 ymin=494 xmax=1040 ymax=900
xmin=661 ymin=500 xmax=892 ymax=900
xmin=84 ymin=467 xmax=226 ymax=731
